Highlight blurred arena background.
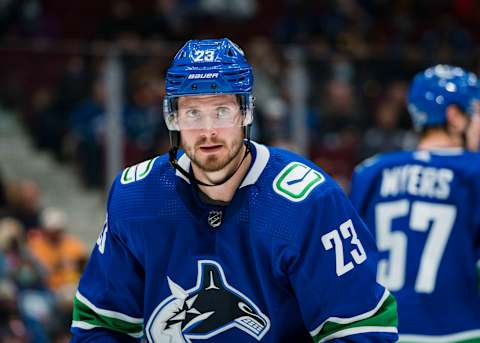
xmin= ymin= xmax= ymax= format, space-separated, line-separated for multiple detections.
xmin=0 ymin=0 xmax=479 ymax=341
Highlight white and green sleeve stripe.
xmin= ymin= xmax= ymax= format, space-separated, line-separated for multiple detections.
xmin=72 ymin=291 xmax=144 ymax=338
xmin=310 ymin=289 xmax=398 ymax=343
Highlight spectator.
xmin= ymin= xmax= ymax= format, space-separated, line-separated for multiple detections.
xmin=26 ymin=207 xmax=87 ymax=339
xmin=0 ymin=217 xmax=48 ymax=342
xmin=67 ymin=77 xmax=107 ymax=188
xmin=123 ymin=64 xmax=168 ymax=165
xmin=27 ymin=207 xmax=87 ymax=294
xmin=359 ymin=100 xmax=416 ymax=160
xmin=5 ymin=180 xmax=41 ymax=231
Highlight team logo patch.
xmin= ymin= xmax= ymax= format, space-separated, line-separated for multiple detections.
xmin=121 ymin=157 xmax=158 ymax=184
xmin=146 ymin=260 xmax=271 ymax=342
xmin=207 ymin=210 xmax=223 ymax=228
xmin=273 ymin=162 xmax=325 ymax=202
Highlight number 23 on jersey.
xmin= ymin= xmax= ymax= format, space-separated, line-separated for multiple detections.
xmin=321 ymin=219 xmax=368 ymax=276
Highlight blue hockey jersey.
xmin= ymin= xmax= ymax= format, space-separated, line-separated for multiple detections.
xmin=350 ymin=149 xmax=480 ymax=343
xmin=71 ymin=141 xmax=398 ymax=342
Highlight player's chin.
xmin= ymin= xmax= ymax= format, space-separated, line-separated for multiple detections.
xmin=201 ymin=156 xmax=225 ymax=172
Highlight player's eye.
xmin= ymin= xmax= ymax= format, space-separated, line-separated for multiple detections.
xmin=217 ymin=107 xmax=233 ymax=119
xmin=185 ymin=109 xmax=201 ymax=119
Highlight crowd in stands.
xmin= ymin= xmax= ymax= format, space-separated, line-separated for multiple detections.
xmin=0 ymin=173 xmax=87 ymax=342
xmin=0 ymin=0 xmax=480 ymax=341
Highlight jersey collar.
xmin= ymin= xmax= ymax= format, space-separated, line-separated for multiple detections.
xmin=175 ymin=140 xmax=270 ymax=187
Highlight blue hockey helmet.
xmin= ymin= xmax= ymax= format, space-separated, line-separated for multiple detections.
xmin=407 ymin=64 xmax=480 ymax=131
xmin=163 ymin=38 xmax=254 ymax=131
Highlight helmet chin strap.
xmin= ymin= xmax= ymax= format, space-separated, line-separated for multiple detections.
xmin=169 ymin=139 xmax=252 ymax=187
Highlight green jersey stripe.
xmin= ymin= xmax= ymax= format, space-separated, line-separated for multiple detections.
xmin=71 ymin=321 xmax=144 ymax=338
xmin=311 ymin=290 xmax=398 ymax=342
xmin=310 ymin=289 xmax=394 ymax=335
xmin=73 ymin=293 xmax=144 ymax=337
xmin=75 ymin=291 xmax=143 ymax=323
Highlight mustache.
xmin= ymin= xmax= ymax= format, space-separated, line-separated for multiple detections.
xmin=194 ymin=137 xmax=225 ymax=147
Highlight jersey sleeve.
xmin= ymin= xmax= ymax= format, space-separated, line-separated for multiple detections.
xmin=287 ymin=185 xmax=398 ymax=342
xmin=71 ymin=183 xmax=145 ymax=342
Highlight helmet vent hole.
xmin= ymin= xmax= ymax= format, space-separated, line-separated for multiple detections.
xmin=227 ymin=48 xmax=234 ymax=57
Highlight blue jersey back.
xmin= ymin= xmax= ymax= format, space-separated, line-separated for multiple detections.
xmin=351 ymin=149 xmax=480 ymax=342
xmin=71 ymin=141 xmax=398 ymax=342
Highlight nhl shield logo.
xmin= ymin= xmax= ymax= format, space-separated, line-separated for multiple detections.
xmin=207 ymin=210 xmax=222 ymax=228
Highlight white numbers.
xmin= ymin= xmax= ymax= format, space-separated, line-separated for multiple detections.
xmin=340 ymin=219 xmax=367 ymax=265
xmin=322 ymin=229 xmax=353 ymax=276
xmin=375 ymin=200 xmax=409 ymax=291
xmin=192 ymin=49 xmax=215 ymax=62
xmin=375 ymin=200 xmax=456 ymax=293
xmin=321 ymin=219 xmax=367 ymax=276
xmin=96 ymin=214 xmax=109 ymax=254
xmin=410 ymin=202 xmax=456 ymax=293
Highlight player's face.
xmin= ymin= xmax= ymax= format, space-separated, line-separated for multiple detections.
xmin=178 ymin=94 xmax=245 ymax=173
xmin=466 ymin=101 xmax=480 ymax=151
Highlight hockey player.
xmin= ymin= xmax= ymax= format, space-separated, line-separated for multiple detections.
xmin=71 ymin=38 xmax=398 ymax=342
xmin=350 ymin=64 xmax=480 ymax=342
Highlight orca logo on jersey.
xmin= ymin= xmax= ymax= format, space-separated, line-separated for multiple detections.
xmin=146 ymin=260 xmax=271 ymax=342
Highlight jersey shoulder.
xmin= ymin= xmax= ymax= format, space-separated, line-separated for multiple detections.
xmin=253 ymin=146 xmax=360 ymax=243
xmin=355 ymin=150 xmax=480 ymax=174
xmin=350 ymin=151 xmax=415 ymax=208
xmin=108 ymin=153 xmax=175 ymax=221
xmin=436 ymin=151 xmax=480 ymax=192
xmin=353 ymin=151 xmax=414 ymax=177
xmin=450 ymin=150 xmax=480 ymax=174
xmin=263 ymin=146 xmax=341 ymax=204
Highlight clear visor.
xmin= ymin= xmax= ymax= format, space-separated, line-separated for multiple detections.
xmin=164 ymin=95 xmax=254 ymax=131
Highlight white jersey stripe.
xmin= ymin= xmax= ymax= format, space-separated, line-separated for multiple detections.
xmin=240 ymin=141 xmax=270 ymax=188
xmin=319 ymin=326 xmax=398 ymax=343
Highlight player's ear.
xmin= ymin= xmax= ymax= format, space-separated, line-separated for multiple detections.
xmin=445 ymin=104 xmax=468 ymax=134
